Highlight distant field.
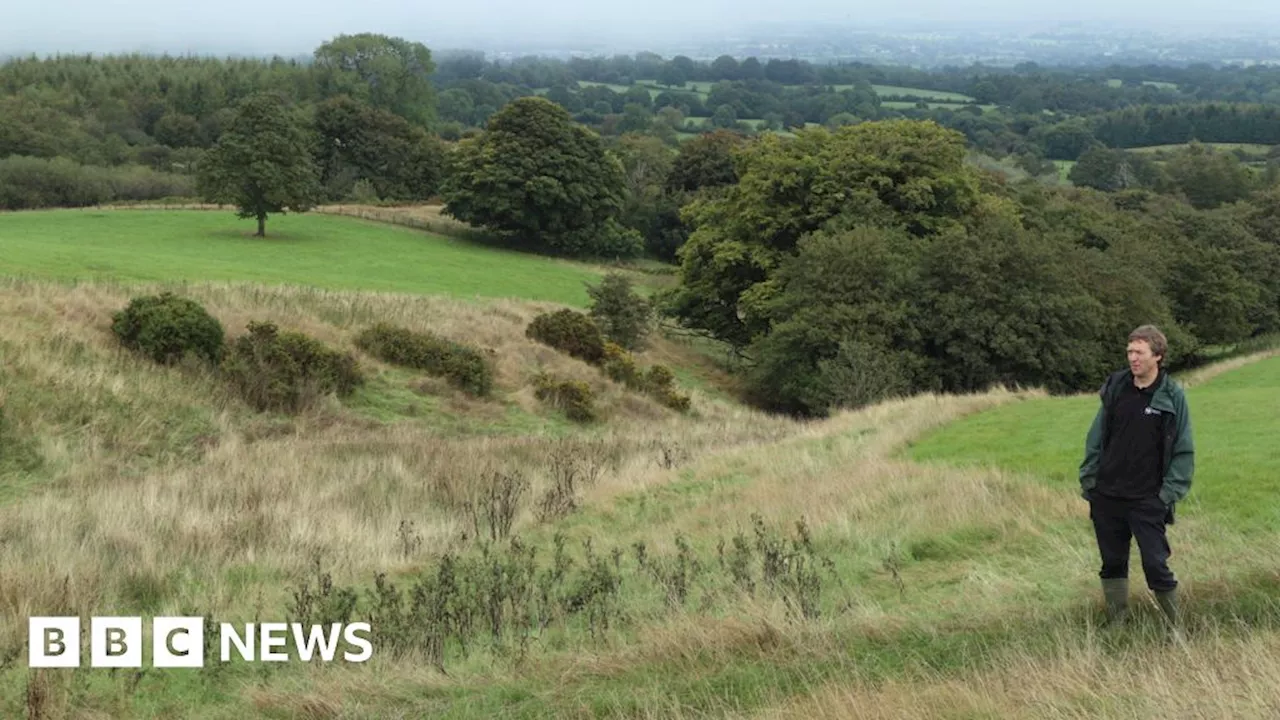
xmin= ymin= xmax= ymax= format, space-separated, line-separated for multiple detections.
xmin=635 ymin=78 xmax=714 ymax=95
xmin=881 ymin=100 xmax=999 ymax=112
xmin=0 ymin=209 xmax=609 ymax=307
xmin=872 ymin=84 xmax=976 ymax=102
xmin=1127 ymin=142 xmax=1273 ymax=155
xmin=543 ymin=82 xmax=983 ymax=106
xmin=576 ymin=80 xmax=644 ymax=95
xmin=1107 ymin=78 xmax=1180 ymax=90
xmin=574 ymin=79 xmax=712 ymax=99
xmin=1054 ymin=159 xmax=1077 ymax=183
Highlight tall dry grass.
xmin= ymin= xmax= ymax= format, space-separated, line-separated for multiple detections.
xmin=753 ymin=620 xmax=1280 ymax=719
xmin=0 ymin=277 xmax=800 ymax=657
xmin=6 ymin=276 xmax=1277 ymax=718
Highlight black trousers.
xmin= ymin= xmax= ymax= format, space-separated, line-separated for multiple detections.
xmin=1088 ymin=493 xmax=1177 ymax=592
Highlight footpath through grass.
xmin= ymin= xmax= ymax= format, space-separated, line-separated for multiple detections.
xmin=0 ymin=209 xmax=607 ymax=306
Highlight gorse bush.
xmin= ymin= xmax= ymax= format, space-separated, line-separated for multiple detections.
xmin=526 ymin=309 xmax=606 ymax=364
xmin=602 ymin=341 xmax=641 ymax=385
xmin=601 ymin=342 xmax=691 ymax=412
xmin=533 ymin=373 xmax=596 ymax=423
xmin=222 ymin=321 xmax=363 ymax=413
xmin=642 ymin=364 xmax=691 ymax=412
xmin=111 ymin=292 xmax=226 ymax=366
xmin=527 ymin=311 xmax=689 ymax=414
xmin=355 ymin=322 xmax=493 ymax=397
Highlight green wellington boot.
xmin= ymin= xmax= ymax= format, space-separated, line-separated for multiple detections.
xmin=1101 ymin=578 xmax=1129 ymax=627
xmin=1155 ymin=588 xmax=1180 ymax=629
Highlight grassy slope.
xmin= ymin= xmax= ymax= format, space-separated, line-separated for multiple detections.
xmin=3 ymin=211 xmax=1279 ymax=717
xmin=0 ymin=209 xmax=609 ymax=307
xmin=903 ymin=354 xmax=1280 ymax=531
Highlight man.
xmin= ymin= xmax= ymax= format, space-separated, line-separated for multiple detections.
xmin=1079 ymin=325 xmax=1195 ymax=629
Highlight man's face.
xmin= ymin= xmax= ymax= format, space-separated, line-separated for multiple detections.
xmin=1128 ymin=340 xmax=1161 ymax=378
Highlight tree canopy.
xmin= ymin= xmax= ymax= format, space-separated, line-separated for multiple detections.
xmin=196 ymin=93 xmax=322 ymax=236
xmin=440 ymin=96 xmax=640 ymax=257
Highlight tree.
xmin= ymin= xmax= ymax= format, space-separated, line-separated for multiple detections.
xmin=197 ymin=93 xmax=321 ymax=237
xmin=587 ymin=272 xmax=653 ymax=350
xmin=440 ymin=96 xmax=641 ymax=258
xmin=664 ymin=129 xmax=747 ymax=193
xmin=1068 ymin=145 xmax=1164 ymax=192
xmin=1163 ymin=142 xmax=1257 ymax=209
xmin=313 ymin=34 xmax=437 ymax=126
xmin=612 ymin=133 xmax=676 ymax=254
xmin=666 ymin=121 xmax=983 ymax=350
xmin=312 ymin=95 xmax=444 ymax=201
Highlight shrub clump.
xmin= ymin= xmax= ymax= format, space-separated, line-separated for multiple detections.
xmin=602 ymin=342 xmax=641 ymax=386
xmin=533 ymin=373 xmax=596 ymax=423
xmin=642 ymin=364 xmax=691 ymax=413
xmin=601 ymin=342 xmax=690 ymax=412
xmin=111 ymin=292 xmax=225 ymax=365
xmin=355 ymin=323 xmax=493 ymax=397
xmin=222 ymin=321 xmax=363 ymax=413
xmin=526 ymin=309 xmax=606 ymax=364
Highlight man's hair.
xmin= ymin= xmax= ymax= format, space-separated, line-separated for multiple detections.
xmin=1129 ymin=324 xmax=1168 ymax=359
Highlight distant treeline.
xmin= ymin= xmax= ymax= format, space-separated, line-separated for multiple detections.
xmin=5 ymin=38 xmax=1280 ymax=215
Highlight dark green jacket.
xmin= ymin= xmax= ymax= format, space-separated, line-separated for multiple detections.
xmin=1079 ymin=368 xmax=1195 ymax=507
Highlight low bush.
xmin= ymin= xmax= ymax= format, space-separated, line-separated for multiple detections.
xmin=601 ymin=341 xmax=641 ymax=386
xmin=533 ymin=373 xmax=596 ymax=423
xmin=601 ymin=343 xmax=691 ymax=413
xmin=222 ymin=321 xmax=363 ymax=413
xmin=355 ymin=323 xmax=493 ymax=397
xmin=642 ymin=364 xmax=692 ymax=412
xmin=110 ymin=292 xmax=225 ymax=366
xmin=526 ymin=310 xmax=606 ymax=365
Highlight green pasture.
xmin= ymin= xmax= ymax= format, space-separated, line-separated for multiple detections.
xmin=0 ymin=209 xmax=608 ymax=306
xmin=904 ymin=355 xmax=1280 ymax=533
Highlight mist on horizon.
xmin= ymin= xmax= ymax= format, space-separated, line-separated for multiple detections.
xmin=4 ymin=0 xmax=1280 ymax=57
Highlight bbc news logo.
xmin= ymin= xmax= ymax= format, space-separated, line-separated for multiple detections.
xmin=29 ymin=617 xmax=372 ymax=668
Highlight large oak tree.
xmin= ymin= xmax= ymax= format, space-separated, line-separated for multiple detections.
xmin=197 ymin=93 xmax=321 ymax=237
xmin=440 ymin=96 xmax=640 ymax=257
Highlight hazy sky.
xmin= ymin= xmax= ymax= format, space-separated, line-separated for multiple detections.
xmin=4 ymin=0 xmax=1280 ymax=56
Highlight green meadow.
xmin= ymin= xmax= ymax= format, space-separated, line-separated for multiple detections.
xmin=871 ymin=84 xmax=976 ymax=102
xmin=905 ymin=355 xmax=1280 ymax=533
xmin=3 ymin=206 xmax=1279 ymax=718
xmin=0 ymin=209 xmax=609 ymax=307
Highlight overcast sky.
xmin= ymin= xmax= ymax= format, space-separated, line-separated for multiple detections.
xmin=4 ymin=0 xmax=1280 ymax=56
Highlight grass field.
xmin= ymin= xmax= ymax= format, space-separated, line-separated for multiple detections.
xmin=0 ymin=209 xmax=613 ymax=307
xmin=904 ymin=352 xmax=1280 ymax=532
xmin=574 ymin=80 xmax=713 ymax=99
xmin=881 ymin=100 xmax=999 ymax=112
xmin=871 ymin=85 xmax=976 ymax=103
xmin=4 ymin=209 xmax=1280 ymax=717
xmin=1127 ymin=142 xmax=1273 ymax=155
xmin=1055 ymin=159 xmax=1077 ymax=183
xmin=1107 ymin=79 xmax=1179 ymax=90
xmin=4 ymin=235 xmax=1279 ymax=719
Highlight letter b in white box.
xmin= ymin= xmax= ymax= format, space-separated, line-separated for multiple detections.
xmin=92 ymin=617 xmax=142 ymax=668
xmin=154 ymin=617 xmax=205 ymax=668
xmin=29 ymin=617 xmax=80 ymax=668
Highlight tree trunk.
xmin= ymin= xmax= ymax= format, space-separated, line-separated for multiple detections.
xmin=257 ymin=214 xmax=266 ymax=237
